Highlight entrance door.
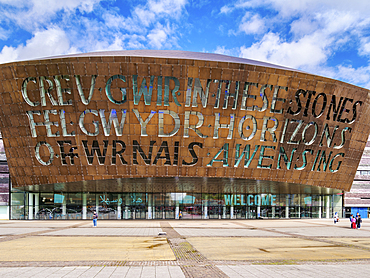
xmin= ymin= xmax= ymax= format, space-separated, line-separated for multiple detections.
xmin=165 ymin=205 xmax=175 ymax=219
xmin=181 ymin=204 xmax=193 ymax=219
xmin=300 ymin=206 xmax=311 ymax=218
xmin=153 ymin=193 xmax=165 ymax=219
xmin=208 ymin=205 xmax=220 ymax=219
xmin=247 ymin=206 xmax=257 ymax=219
xmin=134 ymin=204 xmax=147 ymax=219
xmin=121 ymin=205 xmax=133 ymax=219
xmin=235 ymin=206 xmax=246 ymax=219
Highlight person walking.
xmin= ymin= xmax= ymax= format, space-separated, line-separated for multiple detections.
xmin=356 ymin=213 xmax=362 ymax=229
xmin=93 ymin=211 xmax=98 ymax=227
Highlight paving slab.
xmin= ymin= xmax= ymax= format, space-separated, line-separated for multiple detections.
xmin=46 ymin=267 xmax=84 ymax=278
xmin=15 ymin=267 xmax=55 ymax=278
xmin=0 ymin=236 xmax=175 ymax=261
xmin=79 ymin=221 xmax=161 ymax=228
xmin=78 ymin=266 xmax=105 ymax=278
xmin=235 ymin=219 xmax=324 ymax=229
xmin=126 ymin=266 xmax=143 ymax=277
xmin=269 ymin=226 xmax=370 ymax=237
xmin=43 ymin=227 xmax=162 ymax=236
xmin=174 ymin=228 xmax=288 ymax=237
xmin=0 ymin=266 xmax=185 ymax=278
xmin=168 ymin=220 xmax=243 ymax=229
xmin=0 ymin=266 xmax=35 ymax=277
xmin=238 ymin=219 xmax=370 ymax=229
xmin=93 ymin=266 xmax=117 ymax=278
xmin=42 ymin=267 xmax=77 ymax=278
xmin=0 ymin=228 xmax=52 ymax=236
xmin=0 ymin=221 xmax=85 ymax=228
xmin=187 ymin=237 xmax=370 ymax=261
xmin=216 ymin=264 xmax=369 ymax=278
xmin=109 ymin=266 xmax=130 ymax=277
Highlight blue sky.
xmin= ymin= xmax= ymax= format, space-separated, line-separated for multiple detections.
xmin=1 ymin=0 xmax=370 ymax=88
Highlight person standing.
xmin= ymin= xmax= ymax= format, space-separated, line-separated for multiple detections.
xmin=350 ymin=214 xmax=353 ymax=228
xmin=334 ymin=212 xmax=339 ymax=224
xmin=351 ymin=215 xmax=357 ymax=229
xmin=357 ymin=213 xmax=362 ymax=229
xmin=93 ymin=211 xmax=98 ymax=227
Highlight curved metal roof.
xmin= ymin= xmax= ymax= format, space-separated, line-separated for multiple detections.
xmin=42 ymin=50 xmax=301 ymax=72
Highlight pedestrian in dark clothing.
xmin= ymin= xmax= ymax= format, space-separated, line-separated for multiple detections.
xmin=357 ymin=213 xmax=362 ymax=229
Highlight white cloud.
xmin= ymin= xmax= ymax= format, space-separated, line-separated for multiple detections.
xmin=232 ymin=0 xmax=370 ymax=18
xmin=239 ymin=32 xmax=329 ymax=69
xmin=239 ymin=13 xmax=265 ymax=34
xmin=0 ymin=0 xmax=101 ymax=31
xmin=147 ymin=29 xmax=167 ymax=49
xmin=0 ymin=46 xmax=18 ymax=64
xmin=315 ymin=64 xmax=370 ymax=89
xmin=133 ymin=0 xmax=187 ymax=27
xmin=359 ymin=38 xmax=370 ymax=56
xmin=148 ymin=0 xmax=187 ymax=16
xmin=102 ymin=12 xmax=139 ymax=32
xmin=191 ymin=0 xmax=210 ymax=9
xmin=126 ymin=34 xmax=146 ymax=49
xmin=99 ymin=0 xmax=188 ymax=50
xmin=133 ymin=6 xmax=156 ymax=28
xmin=220 ymin=5 xmax=233 ymax=14
xmin=217 ymin=0 xmax=370 ymax=89
xmin=0 ymin=26 xmax=10 ymax=40
xmin=0 ymin=0 xmax=190 ymax=63
xmin=0 ymin=28 xmax=72 ymax=63
xmin=147 ymin=23 xmax=175 ymax=49
xmin=290 ymin=17 xmax=318 ymax=38
xmin=215 ymin=46 xmax=227 ymax=55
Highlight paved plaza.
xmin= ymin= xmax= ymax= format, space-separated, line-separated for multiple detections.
xmin=0 ymin=219 xmax=369 ymax=277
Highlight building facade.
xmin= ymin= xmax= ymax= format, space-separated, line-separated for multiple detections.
xmin=0 ymin=50 xmax=369 ymax=220
xmin=344 ymin=135 xmax=370 ymax=218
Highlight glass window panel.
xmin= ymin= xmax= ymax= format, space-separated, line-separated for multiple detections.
xmin=67 ymin=193 xmax=82 ymax=205
xmin=0 ymin=138 xmax=7 ymax=161
xmin=98 ymin=193 xmax=120 ymax=219
xmin=333 ymin=194 xmax=343 ymax=218
xmin=54 ymin=193 xmax=65 ymax=204
xmin=11 ymin=193 xmax=24 ymax=206
xmin=289 ymin=194 xmax=300 ymax=206
xmin=11 ymin=206 xmax=25 ymax=220
xmin=301 ymin=194 xmax=312 ymax=207
xmin=312 ymin=195 xmax=320 ymax=206
xmin=312 ymin=206 xmax=320 ymax=218
xmin=40 ymin=193 xmax=54 ymax=205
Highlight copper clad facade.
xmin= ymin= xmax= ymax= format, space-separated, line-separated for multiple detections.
xmin=0 ymin=51 xmax=369 ymax=192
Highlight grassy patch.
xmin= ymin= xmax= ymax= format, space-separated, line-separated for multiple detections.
xmin=253 ymin=260 xmax=298 ymax=265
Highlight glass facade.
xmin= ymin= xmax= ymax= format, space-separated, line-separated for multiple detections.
xmin=0 ymin=133 xmax=9 ymax=219
xmin=10 ymin=177 xmax=343 ymax=220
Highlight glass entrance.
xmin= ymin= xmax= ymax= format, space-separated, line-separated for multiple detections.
xmin=246 ymin=206 xmax=258 ymax=219
xmin=153 ymin=193 xmax=165 ymax=219
xmin=235 ymin=206 xmax=246 ymax=219
xmin=10 ymin=178 xmax=343 ymax=220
